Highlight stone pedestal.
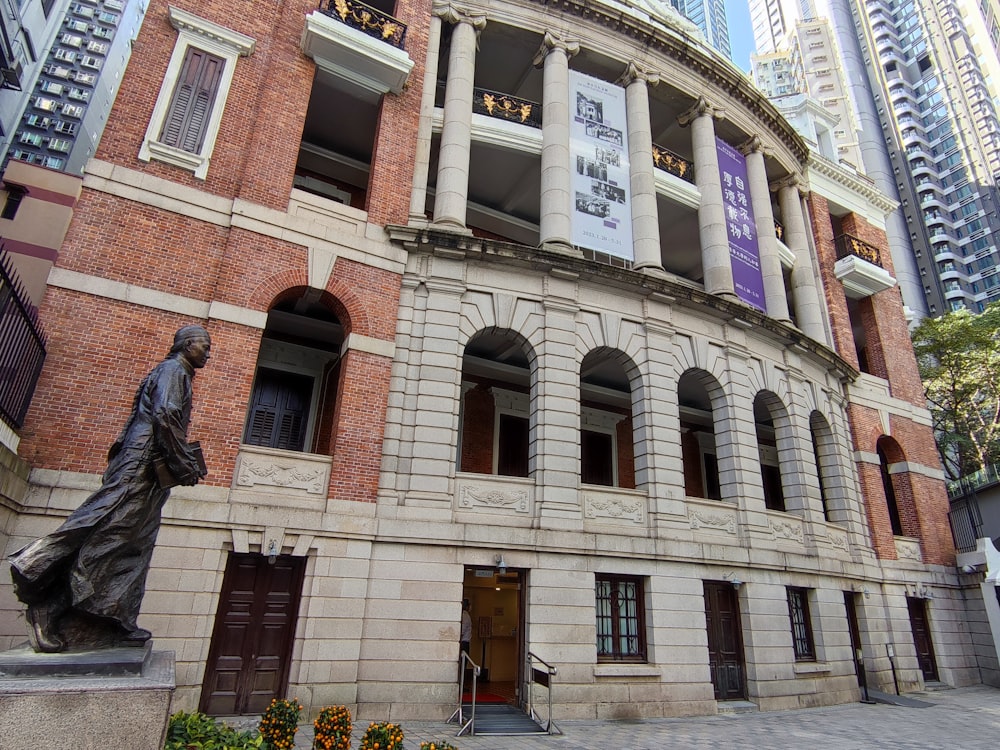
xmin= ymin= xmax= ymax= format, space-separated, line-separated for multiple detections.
xmin=0 ymin=642 xmax=175 ymax=750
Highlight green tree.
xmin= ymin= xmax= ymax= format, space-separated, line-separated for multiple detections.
xmin=911 ymin=302 xmax=1000 ymax=480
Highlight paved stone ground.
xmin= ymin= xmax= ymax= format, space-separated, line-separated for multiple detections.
xmin=284 ymin=685 xmax=1000 ymax=749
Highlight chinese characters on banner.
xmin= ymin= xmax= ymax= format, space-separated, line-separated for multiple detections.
xmin=569 ymin=70 xmax=634 ymax=260
xmin=716 ymin=138 xmax=766 ymax=312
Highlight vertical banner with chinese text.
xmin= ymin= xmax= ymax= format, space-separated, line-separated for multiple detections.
xmin=569 ymin=71 xmax=634 ymax=260
xmin=716 ymin=138 xmax=766 ymax=312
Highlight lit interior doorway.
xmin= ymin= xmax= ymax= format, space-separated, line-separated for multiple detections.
xmin=462 ymin=564 xmax=525 ymax=705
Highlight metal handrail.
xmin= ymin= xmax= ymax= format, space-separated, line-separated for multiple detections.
xmin=525 ymin=651 xmax=560 ymax=735
xmin=449 ymin=651 xmax=481 ymax=736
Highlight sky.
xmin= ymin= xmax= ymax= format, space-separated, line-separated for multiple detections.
xmin=725 ymin=0 xmax=755 ymax=72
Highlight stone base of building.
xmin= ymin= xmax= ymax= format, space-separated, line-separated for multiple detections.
xmin=0 ymin=641 xmax=175 ymax=750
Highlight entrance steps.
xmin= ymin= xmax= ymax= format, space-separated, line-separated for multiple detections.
xmin=458 ymin=702 xmax=548 ymax=735
xmin=716 ymin=700 xmax=759 ymax=715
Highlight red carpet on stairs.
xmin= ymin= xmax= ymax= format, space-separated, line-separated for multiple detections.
xmin=462 ymin=692 xmax=508 ymax=703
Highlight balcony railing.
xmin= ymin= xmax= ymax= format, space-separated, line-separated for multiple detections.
xmin=0 ymin=246 xmax=46 ymax=430
xmin=472 ymin=87 xmax=541 ymax=128
xmin=652 ymin=143 xmax=694 ymax=183
xmin=948 ymin=463 xmax=1000 ymax=500
xmin=318 ymin=0 xmax=407 ymax=49
xmin=835 ymin=233 xmax=883 ymax=268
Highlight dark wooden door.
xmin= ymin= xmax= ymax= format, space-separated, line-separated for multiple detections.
xmin=704 ymin=581 xmax=746 ymax=700
xmin=907 ymin=597 xmax=939 ymax=682
xmin=844 ymin=591 xmax=863 ymax=686
xmin=200 ymin=553 xmax=306 ymax=715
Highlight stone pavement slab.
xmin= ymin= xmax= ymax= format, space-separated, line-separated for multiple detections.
xmin=290 ymin=685 xmax=1000 ymax=750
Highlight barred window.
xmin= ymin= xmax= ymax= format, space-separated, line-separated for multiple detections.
xmin=596 ymin=575 xmax=646 ymax=662
xmin=787 ymin=587 xmax=816 ymax=661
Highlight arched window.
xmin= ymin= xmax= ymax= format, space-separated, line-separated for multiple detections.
xmin=810 ymin=411 xmax=836 ymax=522
xmin=580 ymin=348 xmax=637 ymax=488
xmin=243 ymin=289 xmax=344 ymax=455
xmin=877 ymin=439 xmax=905 ymax=537
xmin=457 ymin=329 xmax=534 ymax=477
xmin=754 ymin=392 xmax=787 ymax=513
xmin=678 ymin=369 xmax=722 ymax=500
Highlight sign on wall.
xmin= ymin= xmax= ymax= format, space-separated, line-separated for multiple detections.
xmin=570 ymin=71 xmax=634 ymax=260
xmin=716 ymin=138 xmax=766 ymax=312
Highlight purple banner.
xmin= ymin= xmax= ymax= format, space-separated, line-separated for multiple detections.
xmin=716 ymin=138 xmax=766 ymax=312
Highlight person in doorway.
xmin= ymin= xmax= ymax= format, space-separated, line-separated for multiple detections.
xmin=460 ymin=598 xmax=472 ymax=658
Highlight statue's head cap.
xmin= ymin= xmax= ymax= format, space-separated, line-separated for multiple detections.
xmin=171 ymin=325 xmax=210 ymax=354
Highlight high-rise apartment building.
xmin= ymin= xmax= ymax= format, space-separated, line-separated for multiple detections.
xmin=670 ymin=0 xmax=732 ymax=56
xmin=853 ymin=0 xmax=1000 ymax=314
xmin=752 ymin=0 xmax=1000 ymax=316
xmin=1 ymin=0 xmax=144 ymax=174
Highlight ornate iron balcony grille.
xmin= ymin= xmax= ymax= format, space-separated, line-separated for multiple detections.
xmin=835 ymin=233 xmax=883 ymax=267
xmin=472 ymin=87 xmax=541 ymax=128
xmin=0 ymin=246 xmax=47 ymax=430
xmin=319 ymin=0 xmax=407 ymax=49
xmin=651 ymin=143 xmax=694 ymax=183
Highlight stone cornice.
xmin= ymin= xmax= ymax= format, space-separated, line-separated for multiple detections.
xmin=806 ymin=154 xmax=899 ymax=216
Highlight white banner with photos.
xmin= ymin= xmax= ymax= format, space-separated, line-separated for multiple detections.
xmin=569 ymin=70 xmax=634 ymax=260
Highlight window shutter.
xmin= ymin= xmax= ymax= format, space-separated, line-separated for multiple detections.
xmin=159 ymin=47 xmax=224 ymax=154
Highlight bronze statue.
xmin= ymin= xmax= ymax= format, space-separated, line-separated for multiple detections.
xmin=8 ymin=325 xmax=211 ymax=653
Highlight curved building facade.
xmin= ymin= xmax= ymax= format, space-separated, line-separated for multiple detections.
xmin=0 ymin=0 xmax=989 ymax=724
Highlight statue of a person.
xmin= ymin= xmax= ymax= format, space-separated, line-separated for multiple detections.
xmin=8 ymin=325 xmax=211 ymax=653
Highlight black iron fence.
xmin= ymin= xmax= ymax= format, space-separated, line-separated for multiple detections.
xmin=0 ymin=246 xmax=46 ymax=430
xmin=835 ymin=233 xmax=884 ymax=268
xmin=318 ymin=0 xmax=407 ymax=49
xmin=948 ymin=487 xmax=984 ymax=553
xmin=472 ymin=87 xmax=541 ymax=128
xmin=651 ymin=143 xmax=694 ymax=183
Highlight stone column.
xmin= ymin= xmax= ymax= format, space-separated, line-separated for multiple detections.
xmin=740 ymin=136 xmax=789 ymax=321
xmin=777 ymin=176 xmax=825 ymax=343
xmin=533 ymin=32 xmax=579 ymax=255
xmin=432 ymin=8 xmax=486 ymax=230
xmin=408 ymin=11 xmax=445 ymax=224
xmin=678 ymin=98 xmax=736 ymax=300
xmin=620 ymin=62 xmax=665 ymax=276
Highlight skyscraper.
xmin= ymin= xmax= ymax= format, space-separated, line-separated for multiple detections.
xmin=750 ymin=0 xmax=1000 ymax=317
xmin=854 ymin=0 xmax=1000 ymax=314
xmin=671 ymin=0 xmax=732 ymax=57
xmin=1 ymin=0 xmax=145 ymax=174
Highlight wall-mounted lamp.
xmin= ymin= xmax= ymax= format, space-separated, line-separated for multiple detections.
xmin=851 ymin=583 xmax=871 ymax=599
xmin=267 ymin=539 xmax=278 ymax=565
xmin=495 ymin=554 xmax=507 ymax=574
xmin=722 ymin=572 xmax=743 ymax=590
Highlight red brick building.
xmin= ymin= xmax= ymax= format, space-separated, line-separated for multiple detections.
xmin=0 ymin=0 xmax=993 ymax=724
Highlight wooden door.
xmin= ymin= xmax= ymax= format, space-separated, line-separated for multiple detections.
xmin=907 ymin=597 xmax=939 ymax=682
xmin=704 ymin=581 xmax=746 ymax=700
xmin=200 ymin=553 xmax=306 ymax=715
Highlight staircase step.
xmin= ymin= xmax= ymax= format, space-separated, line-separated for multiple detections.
xmin=717 ymin=700 xmax=759 ymax=714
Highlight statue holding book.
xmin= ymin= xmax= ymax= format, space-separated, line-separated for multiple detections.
xmin=7 ymin=325 xmax=211 ymax=653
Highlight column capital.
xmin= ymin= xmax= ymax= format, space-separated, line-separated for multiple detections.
xmin=617 ymin=61 xmax=659 ymax=87
xmin=433 ymin=2 xmax=486 ymax=30
xmin=533 ymin=31 xmax=580 ymax=66
xmin=738 ymin=135 xmax=770 ymax=158
xmin=771 ymin=172 xmax=808 ymax=196
xmin=677 ymin=96 xmax=724 ymax=127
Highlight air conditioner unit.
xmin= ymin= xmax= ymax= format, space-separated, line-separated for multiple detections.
xmin=1 ymin=59 xmax=23 ymax=90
